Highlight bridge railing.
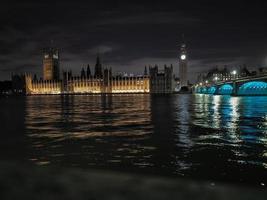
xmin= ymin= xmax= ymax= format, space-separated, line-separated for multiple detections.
xmin=195 ymin=72 xmax=267 ymax=87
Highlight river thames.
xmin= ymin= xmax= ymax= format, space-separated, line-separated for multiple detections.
xmin=1 ymin=94 xmax=267 ymax=187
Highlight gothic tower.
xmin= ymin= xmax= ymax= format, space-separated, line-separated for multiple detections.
xmin=43 ymin=48 xmax=60 ymax=80
xmin=179 ymin=41 xmax=188 ymax=88
xmin=94 ymin=55 xmax=103 ymax=78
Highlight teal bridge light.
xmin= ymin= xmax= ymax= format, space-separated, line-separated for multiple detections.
xmin=238 ymin=81 xmax=267 ymax=96
xmin=218 ymin=84 xmax=233 ymax=95
xmin=207 ymin=86 xmax=216 ymax=94
xmin=202 ymin=87 xmax=207 ymax=93
xmin=195 ymin=81 xmax=267 ymax=96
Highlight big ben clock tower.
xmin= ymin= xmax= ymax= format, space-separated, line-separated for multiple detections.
xmin=179 ymin=42 xmax=188 ymax=88
xmin=43 ymin=47 xmax=60 ymax=80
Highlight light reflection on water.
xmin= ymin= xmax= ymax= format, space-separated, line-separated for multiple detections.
xmin=2 ymin=94 xmax=267 ymax=186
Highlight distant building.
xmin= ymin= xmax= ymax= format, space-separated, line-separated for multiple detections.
xmin=149 ymin=65 xmax=175 ymax=94
xmin=202 ymin=65 xmax=252 ymax=83
xmin=258 ymin=67 xmax=267 ymax=74
xmin=43 ymin=48 xmax=60 ymax=80
xmin=179 ymin=42 xmax=188 ymax=88
xmin=239 ymin=65 xmax=252 ymax=77
xmin=205 ymin=66 xmax=231 ymax=82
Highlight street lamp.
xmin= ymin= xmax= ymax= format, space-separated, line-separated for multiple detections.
xmin=205 ymin=80 xmax=208 ymax=84
xmin=231 ymin=70 xmax=237 ymax=79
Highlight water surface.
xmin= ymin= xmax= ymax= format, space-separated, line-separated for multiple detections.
xmin=1 ymin=94 xmax=267 ymax=187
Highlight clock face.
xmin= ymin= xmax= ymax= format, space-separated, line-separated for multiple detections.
xmin=181 ymin=54 xmax=186 ymax=60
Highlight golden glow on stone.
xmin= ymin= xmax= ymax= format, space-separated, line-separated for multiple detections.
xmin=25 ymin=75 xmax=150 ymax=95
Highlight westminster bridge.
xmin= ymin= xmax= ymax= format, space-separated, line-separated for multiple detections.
xmin=194 ymin=73 xmax=267 ymax=96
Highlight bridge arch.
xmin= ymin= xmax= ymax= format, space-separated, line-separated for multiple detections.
xmin=198 ymin=87 xmax=204 ymax=93
xmin=207 ymin=86 xmax=216 ymax=94
xmin=201 ymin=87 xmax=207 ymax=94
xmin=195 ymin=86 xmax=202 ymax=93
xmin=218 ymin=84 xmax=233 ymax=95
xmin=238 ymin=81 xmax=267 ymax=96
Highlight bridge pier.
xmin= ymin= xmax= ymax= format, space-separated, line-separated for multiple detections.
xmin=232 ymin=81 xmax=237 ymax=96
xmin=214 ymin=86 xmax=219 ymax=95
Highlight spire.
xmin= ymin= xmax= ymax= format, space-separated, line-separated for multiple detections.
xmin=180 ymin=34 xmax=187 ymax=60
xmin=144 ymin=66 xmax=148 ymax=76
xmin=180 ymin=34 xmax=186 ymax=51
xmin=182 ymin=33 xmax=185 ymax=44
xmin=81 ymin=67 xmax=86 ymax=78
xmin=96 ymin=53 xmax=100 ymax=65
xmin=49 ymin=39 xmax=56 ymax=52
xmin=87 ymin=64 xmax=91 ymax=78
xmin=94 ymin=54 xmax=102 ymax=77
xmin=68 ymin=70 xmax=72 ymax=79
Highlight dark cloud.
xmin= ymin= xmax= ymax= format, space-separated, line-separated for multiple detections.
xmin=0 ymin=0 xmax=267 ymax=81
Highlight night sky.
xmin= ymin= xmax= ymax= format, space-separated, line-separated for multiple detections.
xmin=1 ymin=0 xmax=267 ymax=81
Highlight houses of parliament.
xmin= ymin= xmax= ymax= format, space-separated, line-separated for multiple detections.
xmin=13 ymin=43 xmax=188 ymax=95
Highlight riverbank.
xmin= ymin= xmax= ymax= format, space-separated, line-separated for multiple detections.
xmin=0 ymin=161 xmax=266 ymax=200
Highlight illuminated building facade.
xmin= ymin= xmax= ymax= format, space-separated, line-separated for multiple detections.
xmin=25 ymin=56 xmax=150 ymax=95
xmin=25 ymin=74 xmax=150 ymax=95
